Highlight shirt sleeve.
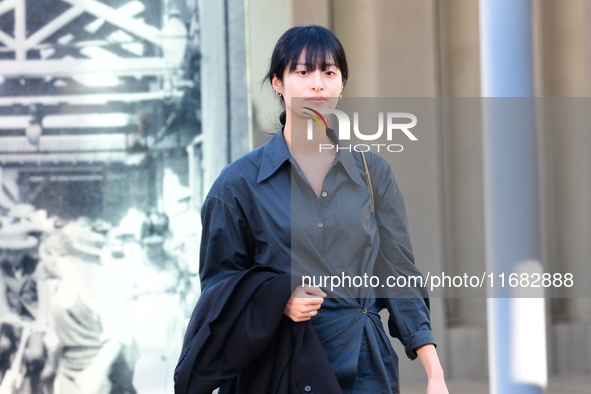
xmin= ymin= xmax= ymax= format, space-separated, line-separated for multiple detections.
xmin=199 ymin=196 xmax=255 ymax=290
xmin=368 ymin=153 xmax=437 ymax=361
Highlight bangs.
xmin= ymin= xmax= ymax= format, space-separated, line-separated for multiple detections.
xmin=286 ymin=42 xmax=336 ymax=74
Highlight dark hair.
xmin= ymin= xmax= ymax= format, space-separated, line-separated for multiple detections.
xmin=264 ymin=25 xmax=349 ymax=125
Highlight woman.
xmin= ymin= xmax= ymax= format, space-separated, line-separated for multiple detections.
xmin=197 ymin=25 xmax=448 ymax=393
xmin=39 ymin=219 xmax=136 ymax=394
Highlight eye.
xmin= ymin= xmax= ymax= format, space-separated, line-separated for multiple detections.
xmin=298 ymin=70 xmax=308 ymax=75
xmin=326 ymin=71 xmax=335 ymax=76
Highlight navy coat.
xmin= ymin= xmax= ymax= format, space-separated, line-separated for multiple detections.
xmin=174 ymin=266 xmax=342 ymax=394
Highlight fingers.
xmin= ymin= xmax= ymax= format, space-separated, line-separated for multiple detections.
xmin=300 ymin=297 xmax=324 ymax=307
xmin=292 ymin=284 xmax=326 ymax=299
xmin=291 ymin=294 xmax=324 ymax=309
xmin=284 ymin=286 xmax=325 ymax=322
xmin=300 ymin=298 xmax=322 ymax=319
xmin=301 ymin=284 xmax=327 ymax=298
xmin=286 ymin=304 xmax=320 ymax=322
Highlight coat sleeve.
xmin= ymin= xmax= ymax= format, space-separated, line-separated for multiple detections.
xmin=199 ymin=196 xmax=255 ymax=290
xmin=368 ymin=153 xmax=437 ymax=361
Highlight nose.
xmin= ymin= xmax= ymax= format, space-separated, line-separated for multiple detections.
xmin=310 ymin=71 xmax=324 ymax=92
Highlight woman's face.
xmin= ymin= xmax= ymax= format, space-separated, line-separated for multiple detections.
xmin=272 ymin=51 xmax=343 ymax=118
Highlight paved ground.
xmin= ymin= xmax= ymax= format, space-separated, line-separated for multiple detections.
xmin=400 ymin=373 xmax=591 ymax=393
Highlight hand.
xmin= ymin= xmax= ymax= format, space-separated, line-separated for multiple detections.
xmin=284 ymin=284 xmax=326 ymax=322
xmin=416 ymin=344 xmax=449 ymax=394
xmin=426 ymin=376 xmax=449 ymax=394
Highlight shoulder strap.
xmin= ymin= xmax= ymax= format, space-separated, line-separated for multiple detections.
xmin=360 ymin=151 xmax=375 ymax=216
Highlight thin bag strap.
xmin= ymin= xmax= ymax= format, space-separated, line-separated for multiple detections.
xmin=360 ymin=151 xmax=375 ymax=215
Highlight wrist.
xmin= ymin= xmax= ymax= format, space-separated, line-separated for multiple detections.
xmin=427 ymin=369 xmax=445 ymax=381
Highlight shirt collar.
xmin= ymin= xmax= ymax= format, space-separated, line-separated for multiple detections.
xmin=256 ymin=127 xmax=367 ymax=189
xmin=257 ymin=129 xmax=291 ymax=183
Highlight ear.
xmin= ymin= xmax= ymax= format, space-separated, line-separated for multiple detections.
xmin=271 ymin=74 xmax=282 ymax=94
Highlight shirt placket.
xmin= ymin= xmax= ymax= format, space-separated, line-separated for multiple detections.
xmin=289 ymin=158 xmax=338 ymax=258
xmin=316 ymin=166 xmax=339 ymax=257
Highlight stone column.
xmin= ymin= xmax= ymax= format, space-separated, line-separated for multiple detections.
xmin=537 ymin=0 xmax=591 ymax=375
xmin=332 ymin=0 xmax=447 ymax=382
xmin=199 ymin=0 xmax=250 ymax=193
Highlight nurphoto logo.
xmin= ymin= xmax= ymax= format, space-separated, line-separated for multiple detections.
xmin=302 ymin=107 xmax=418 ymax=153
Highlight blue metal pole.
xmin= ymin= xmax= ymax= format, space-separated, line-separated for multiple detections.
xmin=480 ymin=0 xmax=534 ymax=97
xmin=479 ymin=1 xmax=545 ymax=393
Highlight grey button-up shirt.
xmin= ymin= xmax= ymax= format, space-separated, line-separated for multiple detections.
xmin=200 ymin=128 xmax=435 ymax=393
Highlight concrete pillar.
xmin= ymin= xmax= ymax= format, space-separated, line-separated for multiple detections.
xmin=332 ymin=0 xmax=447 ymax=383
xmin=437 ymin=0 xmax=488 ymax=379
xmin=535 ymin=0 xmax=591 ymax=374
xmin=291 ymin=0 xmax=331 ymax=28
xmin=333 ymin=0 xmax=438 ymax=97
xmin=437 ymin=0 xmax=481 ymax=97
xmin=199 ymin=0 xmax=250 ymax=193
xmin=537 ymin=0 xmax=591 ymax=97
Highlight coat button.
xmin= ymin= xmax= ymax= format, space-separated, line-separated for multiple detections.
xmin=304 ymin=385 xmax=312 ymax=392
xmin=321 ymin=191 xmax=328 ymax=197
xmin=317 ymin=222 xmax=323 ymax=228
xmin=362 ymin=308 xmax=368 ymax=313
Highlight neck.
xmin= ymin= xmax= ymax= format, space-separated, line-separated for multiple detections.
xmin=283 ymin=112 xmax=334 ymax=155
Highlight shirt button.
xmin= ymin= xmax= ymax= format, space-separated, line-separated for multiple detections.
xmin=304 ymin=386 xmax=312 ymax=392
xmin=362 ymin=308 xmax=368 ymax=314
xmin=321 ymin=191 xmax=328 ymax=197
xmin=317 ymin=222 xmax=323 ymax=228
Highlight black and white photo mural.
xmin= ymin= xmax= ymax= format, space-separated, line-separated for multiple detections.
xmin=0 ymin=0 xmax=202 ymax=393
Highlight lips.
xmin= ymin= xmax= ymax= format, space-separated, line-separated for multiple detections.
xmin=306 ymin=97 xmax=327 ymax=104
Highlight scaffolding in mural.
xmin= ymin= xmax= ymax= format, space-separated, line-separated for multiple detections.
xmin=0 ymin=0 xmax=200 ymax=210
